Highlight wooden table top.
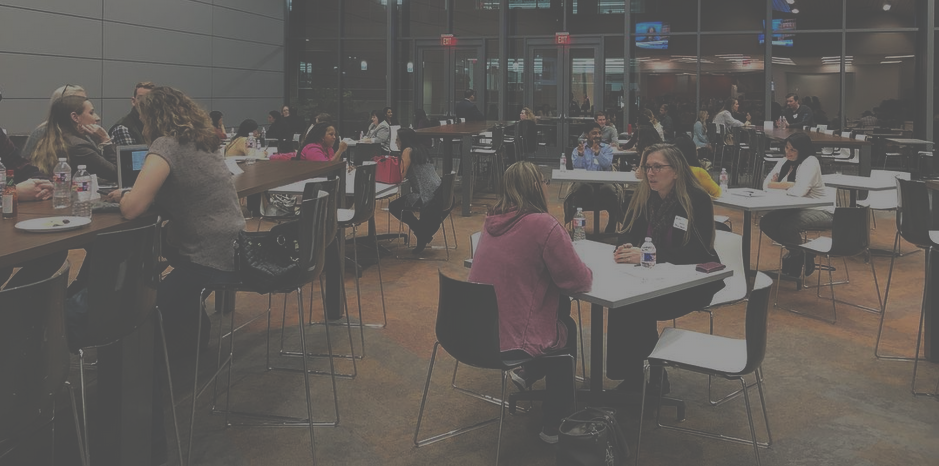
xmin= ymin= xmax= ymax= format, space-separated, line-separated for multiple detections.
xmin=413 ymin=121 xmax=502 ymax=137
xmin=925 ymin=180 xmax=939 ymax=192
xmin=764 ymin=128 xmax=869 ymax=146
xmin=2 ymin=159 xmax=345 ymax=270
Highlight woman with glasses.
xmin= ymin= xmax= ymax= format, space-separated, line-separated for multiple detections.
xmin=468 ymin=161 xmax=592 ymax=444
xmin=606 ymin=143 xmax=723 ymax=394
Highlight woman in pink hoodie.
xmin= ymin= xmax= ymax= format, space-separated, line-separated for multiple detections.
xmin=468 ymin=161 xmax=593 ymax=443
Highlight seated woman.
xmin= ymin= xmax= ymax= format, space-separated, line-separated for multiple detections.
xmin=413 ymin=109 xmax=431 ymax=130
xmin=31 ymin=95 xmax=117 ymax=181
xmin=674 ymin=134 xmax=721 ymax=199
xmin=271 ymin=122 xmax=347 ymax=162
xmin=266 ymin=110 xmax=290 ymax=143
xmin=210 ymin=110 xmax=226 ymax=141
xmin=607 ymin=143 xmax=723 ymax=393
xmin=713 ymin=97 xmax=747 ymax=131
xmin=467 ymin=161 xmax=592 ymax=443
xmin=224 ymin=119 xmax=259 ymax=156
xmin=517 ymin=107 xmax=538 ymax=160
xmin=388 ymin=129 xmax=441 ymax=254
xmin=693 ymin=110 xmax=710 ymax=151
xmin=760 ymin=132 xmax=832 ymax=276
xmin=364 ymin=109 xmax=391 ymax=153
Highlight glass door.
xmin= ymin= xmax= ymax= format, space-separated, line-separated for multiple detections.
xmin=526 ymin=39 xmax=602 ymax=159
xmin=415 ymin=40 xmax=485 ymax=121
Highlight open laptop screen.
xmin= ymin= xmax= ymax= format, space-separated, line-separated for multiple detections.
xmin=116 ymin=144 xmax=149 ymax=189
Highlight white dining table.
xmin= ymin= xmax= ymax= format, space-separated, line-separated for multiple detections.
xmin=552 ymin=169 xmax=639 ymax=235
xmin=714 ymin=188 xmax=834 ymax=275
xmin=268 ymin=169 xmax=399 ymax=199
xmin=823 ymin=173 xmax=898 ymax=207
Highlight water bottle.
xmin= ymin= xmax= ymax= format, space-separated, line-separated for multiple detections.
xmin=71 ymin=165 xmax=92 ymax=218
xmin=572 ymin=208 xmax=587 ymax=242
xmin=0 ymin=159 xmax=5 ymax=213
xmin=53 ymin=157 xmax=72 ymax=209
xmin=560 ymin=153 xmax=567 ymax=172
xmin=719 ymin=168 xmax=729 ymax=193
xmin=640 ymin=237 xmax=656 ymax=268
xmin=260 ymin=127 xmax=267 ymax=147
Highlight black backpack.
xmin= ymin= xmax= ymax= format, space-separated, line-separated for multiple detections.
xmin=556 ymin=407 xmax=630 ymax=466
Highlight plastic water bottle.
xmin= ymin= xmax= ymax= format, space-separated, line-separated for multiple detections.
xmin=0 ymin=159 xmax=5 ymax=213
xmin=560 ymin=153 xmax=567 ymax=172
xmin=260 ymin=127 xmax=267 ymax=147
xmin=640 ymin=237 xmax=656 ymax=268
xmin=572 ymin=208 xmax=587 ymax=242
xmin=719 ymin=168 xmax=729 ymax=193
xmin=53 ymin=158 xmax=72 ymax=209
xmin=71 ymin=165 xmax=92 ymax=218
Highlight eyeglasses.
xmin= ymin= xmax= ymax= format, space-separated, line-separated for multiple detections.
xmin=642 ymin=164 xmax=672 ymax=173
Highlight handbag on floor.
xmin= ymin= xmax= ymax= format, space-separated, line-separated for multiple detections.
xmin=556 ymin=407 xmax=629 ymax=466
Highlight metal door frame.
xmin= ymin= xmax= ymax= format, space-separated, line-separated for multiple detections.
xmin=415 ymin=39 xmax=486 ymax=119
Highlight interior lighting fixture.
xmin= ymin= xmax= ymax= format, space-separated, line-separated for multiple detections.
xmin=880 ymin=60 xmax=901 ymax=64
xmin=791 ymin=8 xmax=799 ymax=13
xmin=786 ymin=0 xmax=795 ymax=4
xmin=885 ymin=55 xmax=914 ymax=59
xmin=883 ymin=3 xmax=892 ymax=11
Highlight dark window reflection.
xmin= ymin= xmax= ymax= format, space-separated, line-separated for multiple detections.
xmin=400 ymin=0 xmax=447 ymax=37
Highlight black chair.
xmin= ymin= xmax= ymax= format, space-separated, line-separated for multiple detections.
xmin=471 ymin=126 xmax=505 ymax=194
xmin=774 ymin=207 xmax=882 ymax=324
xmin=880 ymin=179 xmax=939 ymax=396
xmin=413 ymin=272 xmax=575 ymax=465
xmin=336 ymin=162 xmax=388 ymax=340
xmin=69 ymin=222 xmax=183 ymax=466
xmin=637 ymin=272 xmax=774 ymax=466
xmin=397 ymin=172 xmax=458 ymax=261
xmin=189 ymin=192 xmax=334 ymax=464
xmin=255 ymin=178 xmax=323 ymax=231
xmin=0 ymin=262 xmax=84 ymax=465
xmin=351 ymin=142 xmax=382 ymax=165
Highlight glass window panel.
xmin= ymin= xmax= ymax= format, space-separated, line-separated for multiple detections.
xmin=343 ymin=0 xmax=387 ymax=38
xmin=770 ymin=33 xmax=841 ymax=129
xmin=603 ymin=36 xmax=625 ymax=127
xmin=299 ymin=0 xmax=339 ymax=38
xmin=396 ymin=41 xmax=415 ymax=128
xmin=568 ymin=0 xmax=624 ymax=35
xmin=631 ymin=34 xmax=701 ymax=131
xmin=699 ymin=35 xmax=765 ymax=124
xmin=400 ymin=0 xmax=447 ymax=37
xmin=509 ymin=2 xmax=563 ymax=35
xmin=454 ymin=48 xmax=485 ymax=117
xmin=454 ymin=2 xmax=500 ymax=37
xmin=772 ymin=0 xmax=842 ymax=31
xmin=628 ymin=0 xmax=697 ymax=34
xmin=506 ymin=39 xmax=526 ymax=118
xmin=847 ymin=0 xmax=916 ymax=29
xmin=485 ymin=39 xmax=501 ymax=121
xmin=341 ymin=40 xmax=389 ymax=136
xmin=845 ymin=32 xmax=915 ymax=131
xmin=701 ymin=0 xmax=765 ymax=32
xmin=532 ymin=47 xmax=559 ymax=118
xmin=297 ymin=43 xmax=340 ymax=128
xmin=419 ymin=48 xmax=447 ymax=117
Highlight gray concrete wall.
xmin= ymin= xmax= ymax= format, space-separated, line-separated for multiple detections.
xmin=0 ymin=0 xmax=285 ymax=135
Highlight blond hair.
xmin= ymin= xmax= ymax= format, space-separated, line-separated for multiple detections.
xmin=521 ymin=107 xmax=536 ymax=122
xmin=697 ymin=110 xmax=708 ymax=125
xmin=136 ymin=86 xmax=219 ymax=152
xmin=624 ymin=144 xmax=713 ymax=248
xmin=33 ymin=95 xmax=88 ymax=175
xmin=490 ymin=162 xmax=548 ymax=232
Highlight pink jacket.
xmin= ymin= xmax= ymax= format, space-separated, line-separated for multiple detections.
xmin=468 ymin=211 xmax=592 ymax=357
xmin=269 ymin=143 xmax=333 ymax=162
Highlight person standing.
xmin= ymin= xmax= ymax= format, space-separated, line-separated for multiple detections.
xmin=455 ymin=89 xmax=485 ymax=122
xmin=782 ymin=93 xmax=814 ymax=129
xmin=108 ymin=81 xmax=155 ymax=146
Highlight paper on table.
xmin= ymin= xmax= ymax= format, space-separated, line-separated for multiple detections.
xmin=225 ymin=158 xmax=243 ymax=175
xmin=615 ymin=262 xmax=680 ymax=281
xmin=731 ymin=188 xmax=765 ymax=197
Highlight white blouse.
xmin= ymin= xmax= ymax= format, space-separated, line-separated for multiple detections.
xmin=762 ymin=156 xmax=828 ymax=200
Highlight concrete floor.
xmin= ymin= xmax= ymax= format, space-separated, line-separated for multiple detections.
xmin=63 ymin=169 xmax=939 ymax=465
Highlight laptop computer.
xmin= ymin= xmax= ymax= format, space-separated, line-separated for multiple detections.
xmin=116 ymin=144 xmax=149 ymax=189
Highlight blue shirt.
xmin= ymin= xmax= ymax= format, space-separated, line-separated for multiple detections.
xmin=571 ymin=142 xmax=613 ymax=171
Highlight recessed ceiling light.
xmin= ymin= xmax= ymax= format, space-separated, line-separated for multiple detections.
xmin=786 ymin=0 xmax=795 ymax=4
xmin=880 ymin=60 xmax=902 ymax=64
xmin=885 ymin=55 xmax=914 ymax=59
xmin=883 ymin=3 xmax=892 ymax=11
xmin=791 ymin=8 xmax=800 ymax=14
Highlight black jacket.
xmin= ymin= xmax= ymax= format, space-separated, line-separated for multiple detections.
xmin=455 ymin=99 xmax=485 ymax=122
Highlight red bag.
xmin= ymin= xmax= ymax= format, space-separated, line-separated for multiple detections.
xmin=373 ymin=156 xmax=402 ymax=184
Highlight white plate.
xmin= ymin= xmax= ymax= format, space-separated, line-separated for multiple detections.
xmin=15 ymin=216 xmax=92 ymax=233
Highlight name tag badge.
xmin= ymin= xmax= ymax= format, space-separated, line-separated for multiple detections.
xmin=673 ymin=216 xmax=688 ymax=231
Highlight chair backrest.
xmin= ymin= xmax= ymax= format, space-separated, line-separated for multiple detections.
xmin=439 ymin=120 xmax=448 ymax=126
xmin=709 ymin=230 xmax=747 ymax=306
xmin=389 ymin=125 xmax=401 ymax=152
xmin=823 ymin=129 xmax=834 ymax=136
xmin=740 ymin=272 xmax=773 ymax=375
xmin=353 ymin=143 xmax=381 ymax=165
xmin=896 ymin=178 xmax=937 ymax=248
xmin=305 ymin=178 xmax=339 ymax=244
xmin=0 ymin=262 xmax=70 ymax=442
xmin=490 ymin=125 xmax=504 ymax=153
xmin=854 ymin=133 xmax=868 ymax=141
xmin=816 ymin=124 xmax=828 ymax=131
xmin=829 ymin=207 xmax=871 ymax=256
xmin=436 ymin=271 xmax=507 ymax=369
xmin=80 ymin=222 xmax=161 ymax=349
xmin=841 ymin=131 xmax=852 ymax=138
xmin=460 ymin=118 xmax=466 ymax=123
xmin=294 ymin=191 xmax=330 ymax=286
xmin=349 ymin=162 xmax=378 ymax=225
xmin=470 ymin=231 xmax=482 ymax=258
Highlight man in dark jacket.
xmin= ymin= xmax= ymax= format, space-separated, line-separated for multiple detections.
xmin=783 ymin=92 xmax=814 ymax=129
xmin=108 ymin=81 xmax=155 ymax=146
xmin=455 ymin=89 xmax=485 ymax=122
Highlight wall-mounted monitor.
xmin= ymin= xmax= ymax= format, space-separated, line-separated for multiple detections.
xmin=636 ymin=22 xmax=669 ymax=50
xmin=759 ymin=18 xmax=796 ymax=47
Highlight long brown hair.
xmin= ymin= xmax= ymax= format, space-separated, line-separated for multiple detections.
xmin=32 ymin=95 xmax=88 ymax=175
xmin=136 ymin=86 xmax=219 ymax=152
xmin=489 ymin=161 xmax=548 ymax=234
xmin=624 ymin=144 xmax=713 ymax=248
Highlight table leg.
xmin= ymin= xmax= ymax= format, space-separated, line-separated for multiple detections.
xmin=441 ymin=137 xmax=453 ymax=175
xmin=927 ymin=249 xmax=939 ymax=362
xmin=95 ymin=318 xmax=154 ymax=466
xmin=742 ymin=211 xmax=752 ymax=277
xmin=590 ymin=303 xmax=604 ymax=397
xmin=594 ymin=208 xmax=601 ymax=236
xmin=859 ymin=144 xmax=872 ymax=178
xmin=461 ymin=134 xmax=475 ymax=217
xmin=849 ymin=188 xmax=858 ymax=208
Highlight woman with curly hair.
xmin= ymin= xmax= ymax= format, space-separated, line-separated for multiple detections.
xmin=108 ymin=86 xmax=243 ymax=355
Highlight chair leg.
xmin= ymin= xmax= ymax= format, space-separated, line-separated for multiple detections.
xmin=77 ymin=349 xmax=90 ymax=466
xmin=65 ymin=382 xmax=89 ymax=466
xmin=574 ymin=299 xmax=587 ymax=384
xmin=912 ymin=247 xmax=939 ymax=397
xmin=739 ymin=376 xmax=763 ymax=466
xmin=414 ymin=342 xmax=440 ymax=447
xmin=295 ymin=288 xmax=318 ymax=461
xmin=876 ymin=232 xmax=914 ymax=360
xmin=155 ymin=308 xmax=184 ymax=466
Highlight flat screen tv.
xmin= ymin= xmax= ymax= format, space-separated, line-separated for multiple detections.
xmin=759 ymin=18 xmax=796 ymax=47
xmin=636 ymin=21 xmax=669 ymax=50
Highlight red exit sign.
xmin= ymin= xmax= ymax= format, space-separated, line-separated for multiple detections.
xmin=555 ymin=32 xmax=571 ymax=45
xmin=440 ymin=34 xmax=456 ymax=46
